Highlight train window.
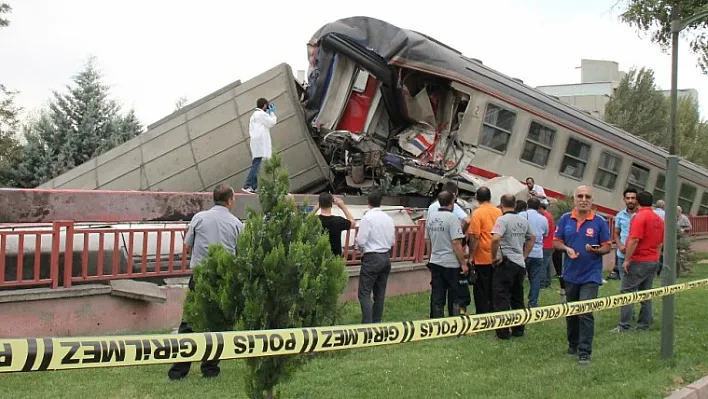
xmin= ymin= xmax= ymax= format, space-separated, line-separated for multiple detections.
xmin=699 ymin=192 xmax=708 ymax=216
xmin=479 ymin=103 xmax=516 ymax=153
xmin=559 ymin=137 xmax=591 ymax=180
xmin=626 ymin=163 xmax=650 ymax=191
xmin=653 ymin=173 xmax=666 ymax=201
xmin=593 ymin=151 xmax=622 ymax=190
xmin=520 ymin=122 xmax=555 ymax=167
xmin=679 ymin=183 xmax=697 ymax=213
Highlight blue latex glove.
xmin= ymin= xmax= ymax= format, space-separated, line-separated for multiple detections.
xmin=268 ymin=103 xmax=276 ymax=113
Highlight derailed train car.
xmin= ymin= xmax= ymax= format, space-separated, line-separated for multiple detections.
xmin=302 ymin=17 xmax=482 ymax=196
xmin=303 ymin=16 xmax=708 ymax=216
xmin=34 ymin=16 xmax=708 ymax=216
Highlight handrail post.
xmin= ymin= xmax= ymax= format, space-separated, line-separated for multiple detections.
xmin=50 ymin=222 xmax=61 ymax=289
xmin=414 ymin=219 xmax=426 ymax=263
xmin=63 ymin=221 xmax=75 ymax=288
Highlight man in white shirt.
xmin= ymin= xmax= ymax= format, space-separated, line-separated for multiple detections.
xmin=427 ymin=182 xmax=469 ymax=222
xmin=242 ymin=98 xmax=277 ymax=194
xmin=526 ymin=177 xmax=549 ymax=207
xmin=356 ymin=190 xmax=396 ymax=323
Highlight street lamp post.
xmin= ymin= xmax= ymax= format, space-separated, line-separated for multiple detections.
xmin=661 ymin=4 xmax=708 ymax=360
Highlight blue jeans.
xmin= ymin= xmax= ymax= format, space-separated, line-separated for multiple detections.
xmin=526 ymin=257 xmax=544 ymax=307
xmin=541 ymin=249 xmax=554 ymax=287
xmin=243 ymin=157 xmax=262 ymax=190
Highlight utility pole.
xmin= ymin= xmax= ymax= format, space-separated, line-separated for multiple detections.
xmin=661 ymin=3 xmax=680 ymax=361
xmin=662 ymin=3 xmax=708 ymax=360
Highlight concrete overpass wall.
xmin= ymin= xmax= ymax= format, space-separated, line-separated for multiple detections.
xmin=37 ymin=63 xmax=330 ymax=194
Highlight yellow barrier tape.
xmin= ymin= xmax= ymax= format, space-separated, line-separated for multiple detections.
xmin=1 ymin=278 xmax=707 ymax=373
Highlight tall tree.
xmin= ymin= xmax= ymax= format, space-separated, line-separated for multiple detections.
xmin=618 ymin=1 xmax=708 ymax=74
xmin=0 ymin=2 xmax=19 ymax=186
xmin=0 ymin=84 xmax=21 ymax=186
xmin=603 ymin=66 xmax=708 ymax=169
xmin=604 ymin=67 xmax=669 ymax=144
xmin=0 ymin=3 xmax=11 ymax=27
xmin=10 ymin=57 xmax=143 ymax=187
xmin=676 ymin=94 xmax=701 ymax=156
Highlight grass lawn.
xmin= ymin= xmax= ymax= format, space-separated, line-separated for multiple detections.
xmin=2 ymin=259 xmax=708 ymax=398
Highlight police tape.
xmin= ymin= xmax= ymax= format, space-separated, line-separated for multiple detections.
xmin=1 ymin=278 xmax=707 ymax=373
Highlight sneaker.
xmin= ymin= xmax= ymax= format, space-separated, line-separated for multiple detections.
xmin=241 ymin=187 xmax=256 ymax=194
xmin=578 ymin=353 xmax=590 ymax=366
xmin=610 ymin=326 xmax=630 ymax=333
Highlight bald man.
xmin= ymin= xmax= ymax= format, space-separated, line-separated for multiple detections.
xmin=553 ymin=185 xmax=611 ymax=366
xmin=654 ymin=200 xmax=665 ymax=220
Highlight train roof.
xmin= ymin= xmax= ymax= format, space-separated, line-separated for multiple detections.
xmin=312 ymin=16 xmax=708 ymax=187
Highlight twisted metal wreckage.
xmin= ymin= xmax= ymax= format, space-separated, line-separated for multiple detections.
xmin=301 ymin=16 xmax=487 ymax=200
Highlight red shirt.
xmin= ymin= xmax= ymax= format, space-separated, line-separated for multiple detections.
xmin=542 ymin=210 xmax=554 ymax=249
xmin=628 ymin=207 xmax=665 ymax=262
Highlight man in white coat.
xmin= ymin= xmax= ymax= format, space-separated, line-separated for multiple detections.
xmin=242 ymin=98 xmax=277 ymax=194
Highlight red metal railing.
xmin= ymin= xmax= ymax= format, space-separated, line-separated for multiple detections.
xmin=3 ymin=215 xmax=708 ymax=290
xmin=66 ymin=224 xmax=191 ymax=288
xmin=342 ymin=220 xmax=426 ymax=265
xmin=0 ymin=220 xmax=432 ymax=289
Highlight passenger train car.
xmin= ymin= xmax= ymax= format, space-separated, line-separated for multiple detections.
xmin=303 ymin=16 xmax=708 ymax=216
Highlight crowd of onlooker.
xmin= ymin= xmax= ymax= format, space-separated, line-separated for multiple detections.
xmin=423 ymin=177 xmax=676 ymax=366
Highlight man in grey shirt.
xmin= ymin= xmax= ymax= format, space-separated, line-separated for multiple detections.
xmin=491 ymin=193 xmax=535 ymax=339
xmin=168 ymin=184 xmax=243 ymax=381
xmin=426 ymin=191 xmax=469 ymax=318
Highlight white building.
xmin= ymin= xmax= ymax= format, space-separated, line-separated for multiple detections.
xmin=536 ymin=59 xmax=698 ymax=119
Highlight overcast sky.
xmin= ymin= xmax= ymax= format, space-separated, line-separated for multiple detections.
xmin=1 ymin=0 xmax=707 ymax=127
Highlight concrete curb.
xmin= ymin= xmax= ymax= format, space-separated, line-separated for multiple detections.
xmin=665 ymin=375 xmax=708 ymax=399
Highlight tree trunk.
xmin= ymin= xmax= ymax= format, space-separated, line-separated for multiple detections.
xmin=266 ymin=390 xmax=274 ymax=399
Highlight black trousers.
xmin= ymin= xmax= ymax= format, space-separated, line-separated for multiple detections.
xmin=473 ymin=265 xmax=494 ymax=314
xmin=430 ymin=263 xmax=462 ymax=318
xmin=168 ymin=276 xmax=221 ymax=380
xmin=492 ymin=259 xmax=526 ymax=339
xmin=552 ymin=250 xmax=565 ymax=289
xmin=565 ymin=282 xmax=599 ymax=356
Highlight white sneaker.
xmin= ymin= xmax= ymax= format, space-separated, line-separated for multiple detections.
xmin=241 ymin=187 xmax=256 ymax=194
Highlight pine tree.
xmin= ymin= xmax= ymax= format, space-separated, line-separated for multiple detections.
xmin=0 ymin=84 xmax=21 ymax=186
xmin=183 ymin=153 xmax=348 ymax=399
xmin=9 ymin=57 xmax=143 ymax=187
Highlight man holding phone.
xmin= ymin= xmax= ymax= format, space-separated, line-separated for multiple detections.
xmin=243 ymin=98 xmax=277 ymax=194
xmin=553 ymin=185 xmax=611 ymax=366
